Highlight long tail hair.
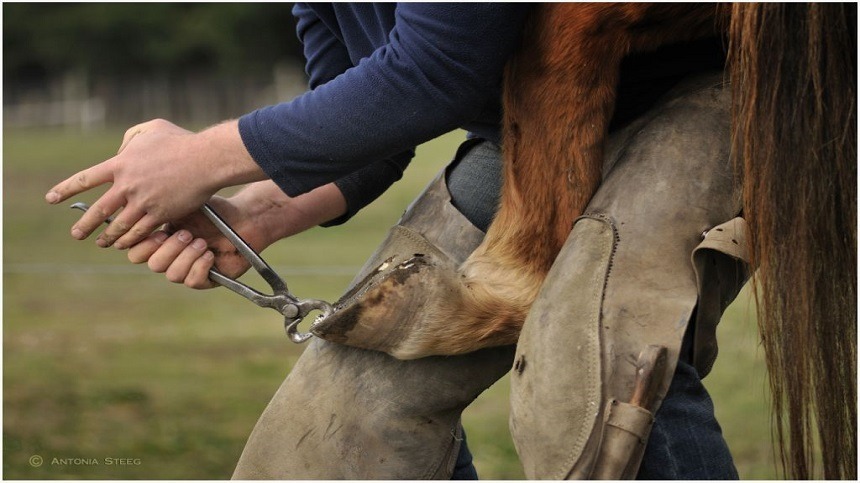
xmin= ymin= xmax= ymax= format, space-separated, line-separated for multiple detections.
xmin=729 ymin=3 xmax=857 ymax=479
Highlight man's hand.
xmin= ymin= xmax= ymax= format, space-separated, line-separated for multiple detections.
xmin=127 ymin=196 xmax=255 ymax=289
xmin=125 ymin=180 xmax=348 ymax=289
xmin=45 ymin=119 xmax=265 ymax=249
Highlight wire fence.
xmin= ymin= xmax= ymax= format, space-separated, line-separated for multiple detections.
xmin=3 ymin=263 xmax=361 ymax=277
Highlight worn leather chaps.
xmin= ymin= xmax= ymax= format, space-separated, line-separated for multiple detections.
xmin=231 ymin=72 xmax=750 ymax=479
xmin=510 ymin=72 xmax=749 ymax=479
xmin=232 ymin=170 xmax=514 ymax=479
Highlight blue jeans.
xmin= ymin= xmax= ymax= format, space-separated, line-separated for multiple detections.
xmin=447 ymin=139 xmax=737 ymax=480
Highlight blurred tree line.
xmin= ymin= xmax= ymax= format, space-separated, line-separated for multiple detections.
xmin=3 ymin=3 xmax=308 ymax=127
xmin=4 ymin=3 xmax=303 ymax=84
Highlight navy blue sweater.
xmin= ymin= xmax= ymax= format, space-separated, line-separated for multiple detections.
xmin=238 ymin=4 xmax=726 ymax=225
xmin=239 ymin=3 xmax=531 ymax=224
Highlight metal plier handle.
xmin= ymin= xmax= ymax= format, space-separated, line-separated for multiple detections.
xmin=71 ymin=202 xmax=333 ymax=343
xmin=199 ymin=204 xmax=333 ymax=342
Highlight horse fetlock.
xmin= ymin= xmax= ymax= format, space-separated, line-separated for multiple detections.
xmin=457 ymin=259 xmax=542 ymax=344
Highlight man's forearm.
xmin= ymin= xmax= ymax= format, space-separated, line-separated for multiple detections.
xmin=230 ymin=180 xmax=348 ymax=248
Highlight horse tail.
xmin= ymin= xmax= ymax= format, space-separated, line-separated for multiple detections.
xmin=729 ymin=3 xmax=857 ymax=479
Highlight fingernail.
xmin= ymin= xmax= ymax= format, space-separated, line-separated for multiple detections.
xmin=203 ymin=251 xmax=215 ymax=260
xmin=45 ymin=192 xmax=60 ymax=204
xmin=71 ymin=228 xmax=84 ymax=239
xmin=95 ymin=237 xmax=108 ymax=248
xmin=191 ymin=238 xmax=206 ymax=250
xmin=177 ymin=230 xmax=191 ymax=243
xmin=154 ymin=232 xmax=169 ymax=243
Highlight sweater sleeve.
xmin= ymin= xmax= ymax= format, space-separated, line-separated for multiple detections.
xmin=293 ymin=3 xmax=350 ymax=89
xmin=292 ymin=3 xmax=415 ymax=225
xmin=239 ymin=3 xmax=527 ymax=198
xmin=323 ymin=149 xmax=415 ymax=226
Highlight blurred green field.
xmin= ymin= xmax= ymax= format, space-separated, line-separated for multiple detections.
xmin=4 ymin=126 xmax=778 ymax=479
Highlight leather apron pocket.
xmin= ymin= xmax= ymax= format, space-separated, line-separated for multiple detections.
xmin=591 ymin=399 xmax=655 ymax=480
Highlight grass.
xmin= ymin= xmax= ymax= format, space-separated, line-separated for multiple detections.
xmin=4 ymin=126 xmax=779 ymax=479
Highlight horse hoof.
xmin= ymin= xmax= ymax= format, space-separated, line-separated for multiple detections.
xmin=310 ymin=252 xmax=463 ymax=359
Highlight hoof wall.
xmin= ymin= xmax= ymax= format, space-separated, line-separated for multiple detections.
xmin=311 ymin=252 xmax=462 ymax=359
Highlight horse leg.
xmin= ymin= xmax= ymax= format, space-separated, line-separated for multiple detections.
xmin=405 ymin=4 xmax=629 ymax=357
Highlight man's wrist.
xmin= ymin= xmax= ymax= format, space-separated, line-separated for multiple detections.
xmin=228 ymin=184 xmax=287 ymax=249
xmin=195 ymin=120 xmax=267 ymax=193
xmin=229 ymin=181 xmax=348 ymax=245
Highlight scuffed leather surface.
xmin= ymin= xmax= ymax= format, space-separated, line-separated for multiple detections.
xmin=510 ymin=72 xmax=746 ymax=479
xmin=232 ymin=173 xmax=515 ymax=479
xmin=509 ymin=217 xmax=612 ymax=479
